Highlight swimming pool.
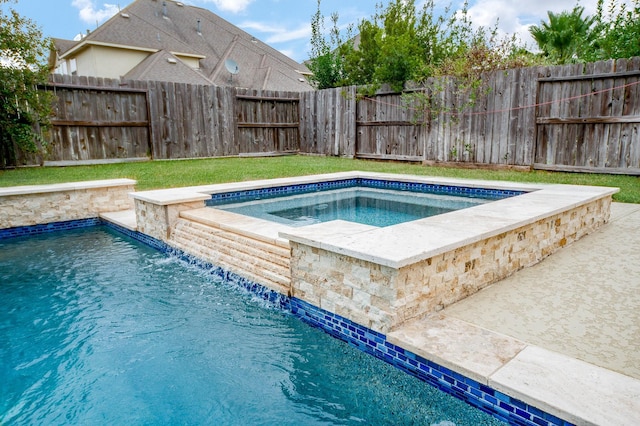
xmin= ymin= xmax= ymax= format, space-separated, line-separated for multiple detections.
xmin=0 ymin=227 xmax=504 ymax=425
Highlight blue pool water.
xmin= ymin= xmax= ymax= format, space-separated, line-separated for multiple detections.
xmin=0 ymin=227 xmax=504 ymax=425
xmin=213 ymin=187 xmax=491 ymax=227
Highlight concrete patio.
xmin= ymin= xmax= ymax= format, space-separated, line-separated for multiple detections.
xmin=388 ymin=202 xmax=640 ymax=425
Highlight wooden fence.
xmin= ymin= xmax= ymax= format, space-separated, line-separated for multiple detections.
xmin=30 ymin=75 xmax=302 ymax=163
xmin=45 ymin=76 xmax=150 ymax=162
xmin=303 ymin=58 xmax=639 ymax=174
xmin=534 ymin=58 xmax=640 ymax=173
xmin=12 ymin=58 xmax=640 ymax=174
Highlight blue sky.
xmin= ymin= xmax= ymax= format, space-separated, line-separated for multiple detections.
xmin=8 ymin=0 xmax=617 ymax=63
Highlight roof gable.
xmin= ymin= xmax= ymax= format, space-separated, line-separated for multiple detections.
xmin=124 ymin=50 xmax=213 ymax=85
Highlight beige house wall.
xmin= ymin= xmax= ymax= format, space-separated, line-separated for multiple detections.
xmin=175 ymin=55 xmax=201 ymax=69
xmin=74 ymin=46 xmax=150 ymax=79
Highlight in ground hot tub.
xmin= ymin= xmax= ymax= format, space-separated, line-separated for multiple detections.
xmin=130 ymin=171 xmax=617 ymax=333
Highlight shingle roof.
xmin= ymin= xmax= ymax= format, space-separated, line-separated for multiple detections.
xmin=52 ymin=38 xmax=77 ymax=55
xmin=54 ymin=0 xmax=313 ymax=91
xmin=124 ymin=50 xmax=214 ymax=85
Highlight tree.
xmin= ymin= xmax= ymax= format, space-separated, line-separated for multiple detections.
xmin=0 ymin=0 xmax=53 ymax=167
xmin=309 ymin=0 xmax=534 ymax=93
xmin=529 ymin=6 xmax=597 ymax=64
xmin=588 ymin=0 xmax=640 ymax=60
xmin=307 ymin=0 xmax=347 ymax=89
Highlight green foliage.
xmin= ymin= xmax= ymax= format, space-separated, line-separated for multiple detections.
xmin=308 ymin=0 xmax=536 ymax=94
xmin=531 ymin=1 xmax=640 ymax=63
xmin=0 ymin=0 xmax=54 ymax=167
xmin=309 ymin=0 xmax=639 ymax=90
xmin=587 ymin=0 xmax=640 ymax=60
xmin=529 ymin=6 xmax=597 ymax=64
xmin=307 ymin=0 xmax=348 ymax=89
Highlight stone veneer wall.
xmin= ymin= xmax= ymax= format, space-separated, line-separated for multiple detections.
xmin=169 ymin=218 xmax=292 ymax=295
xmin=134 ymin=200 xmax=205 ymax=241
xmin=290 ymin=196 xmax=612 ymax=334
xmin=0 ymin=181 xmax=135 ymax=229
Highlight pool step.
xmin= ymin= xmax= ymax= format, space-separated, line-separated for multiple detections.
xmin=170 ymin=218 xmax=291 ymax=295
xmin=100 ymin=209 xmax=137 ymax=230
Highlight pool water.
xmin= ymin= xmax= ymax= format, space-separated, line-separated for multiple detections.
xmin=0 ymin=228 xmax=503 ymax=425
xmin=214 ymin=187 xmax=491 ymax=227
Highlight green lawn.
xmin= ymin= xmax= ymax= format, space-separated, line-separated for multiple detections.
xmin=1 ymin=156 xmax=638 ymax=203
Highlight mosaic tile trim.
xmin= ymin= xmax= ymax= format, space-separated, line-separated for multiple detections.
xmin=358 ymin=178 xmax=526 ymax=200
xmin=290 ymin=298 xmax=574 ymax=426
xmin=206 ymin=178 xmax=526 ymax=206
xmin=207 ymin=179 xmax=356 ymax=205
xmin=0 ymin=218 xmax=101 ymax=240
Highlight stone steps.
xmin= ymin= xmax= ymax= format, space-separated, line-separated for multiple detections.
xmin=169 ymin=218 xmax=291 ymax=295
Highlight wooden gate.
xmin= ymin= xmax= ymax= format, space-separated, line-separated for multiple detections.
xmin=235 ymin=89 xmax=300 ymax=155
xmin=47 ymin=82 xmax=151 ymax=162
xmin=534 ymin=60 xmax=640 ymax=174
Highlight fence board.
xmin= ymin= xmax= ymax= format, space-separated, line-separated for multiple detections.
xmin=534 ymin=59 xmax=640 ymax=172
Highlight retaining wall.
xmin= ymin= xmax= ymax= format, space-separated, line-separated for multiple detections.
xmin=0 ymin=179 xmax=136 ymax=229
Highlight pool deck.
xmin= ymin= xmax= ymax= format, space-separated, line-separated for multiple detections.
xmin=101 ymin=199 xmax=640 ymax=425
xmin=388 ymin=202 xmax=640 ymax=425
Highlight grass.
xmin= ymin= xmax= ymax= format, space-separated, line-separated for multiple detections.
xmin=1 ymin=156 xmax=638 ymax=203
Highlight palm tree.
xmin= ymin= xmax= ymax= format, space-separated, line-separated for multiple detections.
xmin=530 ymin=6 xmax=597 ymax=64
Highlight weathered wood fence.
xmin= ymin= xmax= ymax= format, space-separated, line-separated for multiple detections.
xmin=14 ymin=58 xmax=640 ymax=174
xmin=312 ymin=58 xmax=640 ymax=174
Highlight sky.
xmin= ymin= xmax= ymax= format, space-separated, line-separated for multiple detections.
xmin=6 ymin=0 xmax=625 ymax=63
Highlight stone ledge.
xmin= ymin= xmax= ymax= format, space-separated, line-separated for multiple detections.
xmin=100 ymin=210 xmax=137 ymax=231
xmin=282 ymin=184 xmax=618 ymax=269
xmin=490 ymin=346 xmax=640 ymax=426
xmin=388 ymin=314 xmax=640 ymax=426
xmin=0 ymin=179 xmax=137 ymax=197
xmin=130 ymin=188 xmax=210 ymax=206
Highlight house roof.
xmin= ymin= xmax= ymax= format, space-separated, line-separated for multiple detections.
xmin=52 ymin=0 xmax=313 ymax=91
xmin=124 ymin=50 xmax=214 ymax=85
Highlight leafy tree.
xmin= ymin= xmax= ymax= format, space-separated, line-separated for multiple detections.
xmin=307 ymin=0 xmax=347 ymax=89
xmin=340 ymin=21 xmax=381 ymax=86
xmin=588 ymin=0 xmax=640 ymax=60
xmin=0 ymin=0 xmax=53 ymax=167
xmin=309 ymin=0 xmax=534 ymax=92
xmin=529 ymin=6 xmax=597 ymax=63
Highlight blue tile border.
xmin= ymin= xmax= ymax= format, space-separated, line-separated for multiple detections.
xmin=206 ymin=178 xmax=526 ymax=206
xmin=0 ymin=217 xmax=101 ymax=240
xmin=1 ymin=218 xmax=571 ymax=426
xmin=289 ymin=298 xmax=574 ymax=426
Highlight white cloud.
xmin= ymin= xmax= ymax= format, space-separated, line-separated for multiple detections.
xmin=463 ymin=0 xmax=615 ymax=49
xmin=239 ymin=21 xmax=311 ymax=44
xmin=71 ymin=0 xmax=120 ymax=25
xmin=201 ymin=0 xmax=254 ymax=14
xmin=278 ymin=49 xmax=295 ymax=58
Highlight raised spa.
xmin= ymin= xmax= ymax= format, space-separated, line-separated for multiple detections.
xmin=206 ymin=178 xmax=524 ymax=227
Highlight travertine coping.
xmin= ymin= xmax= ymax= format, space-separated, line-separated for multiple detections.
xmin=280 ymin=181 xmax=618 ymax=268
xmin=129 ymin=188 xmax=211 ymax=205
xmin=0 ymin=179 xmax=137 ymax=197
xmin=388 ymin=315 xmax=640 ymax=426
xmin=130 ymin=171 xmax=618 ymax=268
